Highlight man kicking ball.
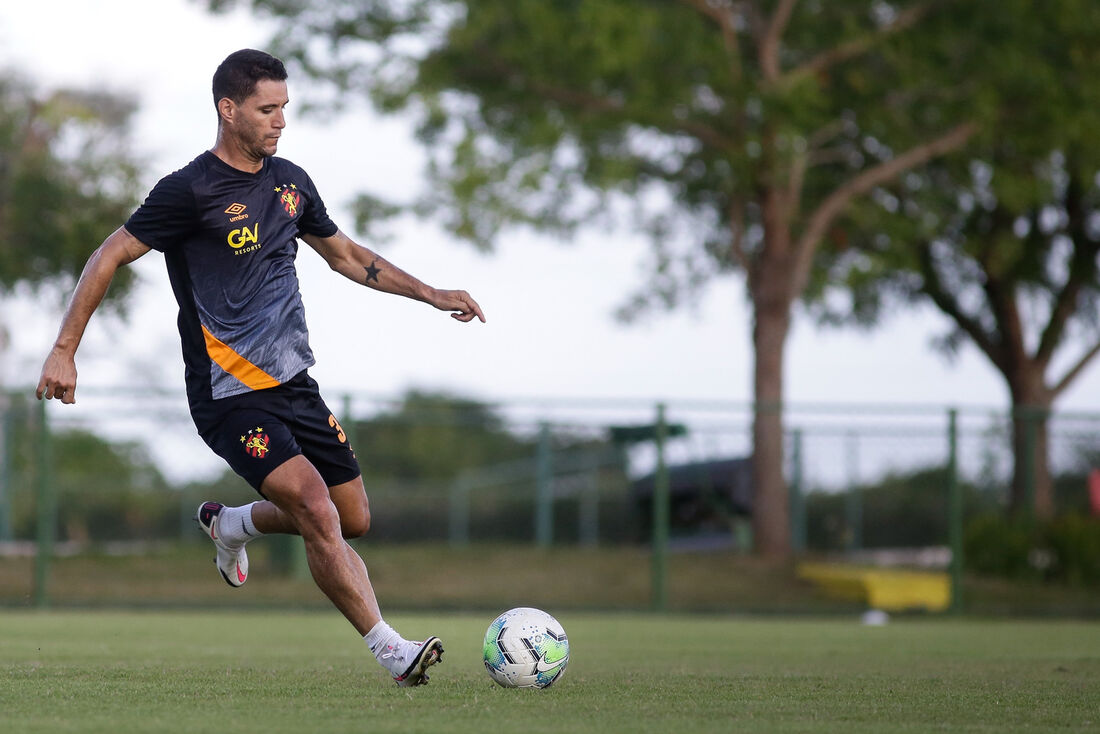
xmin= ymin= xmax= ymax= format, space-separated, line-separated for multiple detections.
xmin=36 ymin=48 xmax=485 ymax=687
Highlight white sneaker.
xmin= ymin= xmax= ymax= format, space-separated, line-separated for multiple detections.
xmin=195 ymin=501 xmax=249 ymax=588
xmin=382 ymin=637 xmax=444 ymax=687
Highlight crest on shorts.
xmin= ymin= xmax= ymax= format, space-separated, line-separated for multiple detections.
xmin=274 ymin=183 xmax=300 ymax=217
xmin=241 ymin=426 xmax=270 ymax=458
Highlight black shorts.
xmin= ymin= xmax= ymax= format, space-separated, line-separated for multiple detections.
xmin=190 ymin=371 xmax=361 ymax=494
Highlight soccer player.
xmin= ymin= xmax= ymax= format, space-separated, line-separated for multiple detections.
xmin=35 ymin=49 xmax=484 ymax=687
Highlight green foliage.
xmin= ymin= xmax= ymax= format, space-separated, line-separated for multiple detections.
xmin=206 ymin=1 xmax=986 ymax=302
xmin=8 ymin=425 xmax=175 ymax=543
xmin=1046 ymin=513 xmax=1100 ymax=585
xmin=354 ymin=389 xmax=535 ymax=481
xmin=964 ymin=513 xmax=1040 ymax=580
xmin=806 ymin=467 xmax=994 ymax=550
xmin=348 ymin=390 xmax=630 ymax=543
xmin=0 ymin=75 xmax=143 ymax=308
xmin=965 ymin=512 xmax=1100 ymax=585
xmin=816 ymin=0 xmax=1100 ymax=360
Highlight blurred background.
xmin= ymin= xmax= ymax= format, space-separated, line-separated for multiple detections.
xmin=1 ymin=0 xmax=1099 ymax=616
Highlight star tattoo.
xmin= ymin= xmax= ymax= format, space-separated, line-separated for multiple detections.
xmin=364 ymin=260 xmax=382 ymax=284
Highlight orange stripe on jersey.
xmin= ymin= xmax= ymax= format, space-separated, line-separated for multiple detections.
xmin=201 ymin=325 xmax=281 ymax=390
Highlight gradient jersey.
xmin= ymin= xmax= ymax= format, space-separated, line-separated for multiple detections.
xmin=125 ymin=152 xmax=338 ymax=404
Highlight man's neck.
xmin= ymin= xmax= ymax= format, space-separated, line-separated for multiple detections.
xmin=210 ymin=135 xmax=264 ymax=174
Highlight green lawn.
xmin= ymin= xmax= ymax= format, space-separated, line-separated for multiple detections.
xmin=1 ymin=611 xmax=1097 ymax=733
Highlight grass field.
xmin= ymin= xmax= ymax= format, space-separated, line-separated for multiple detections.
xmin=1 ymin=611 xmax=1097 ymax=733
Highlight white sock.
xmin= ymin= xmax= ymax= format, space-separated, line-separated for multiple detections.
xmin=218 ymin=502 xmax=262 ymax=546
xmin=364 ymin=620 xmax=402 ymax=667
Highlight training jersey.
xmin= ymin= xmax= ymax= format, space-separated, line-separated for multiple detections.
xmin=125 ymin=151 xmax=338 ymax=404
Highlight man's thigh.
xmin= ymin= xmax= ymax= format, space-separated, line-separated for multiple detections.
xmin=199 ymin=406 xmax=303 ymax=494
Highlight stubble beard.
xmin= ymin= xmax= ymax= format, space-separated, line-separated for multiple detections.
xmin=241 ymin=125 xmax=277 ymax=162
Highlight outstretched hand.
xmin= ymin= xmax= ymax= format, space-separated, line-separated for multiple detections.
xmin=430 ymin=288 xmax=486 ymax=323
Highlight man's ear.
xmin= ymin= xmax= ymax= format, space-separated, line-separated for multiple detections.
xmin=217 ymin=97 xmax=235 ymax=126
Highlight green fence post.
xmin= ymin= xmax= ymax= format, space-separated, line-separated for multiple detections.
xmin=34 ymin=399 xmax=55 ymax=609
xmin=845 ymin=430 xmax=862 ymax=552
xmin=652 ymin=403 xmax=669 ymax=613
xmin=789 ymin=428 xmax=805 ymax=554
xmin=947 ymin=408 xmax=963 ymax=614
xmin=449 ymin=478 xmax=470 ymax=547
xmin=535 ymin=422 xmax=553 ymax=548
xmin=0 ymin=396 xmax=14 ymax=542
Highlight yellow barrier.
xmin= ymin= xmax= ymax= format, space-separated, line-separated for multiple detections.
xmin=797 ymin=562 xmax=951 ymax=612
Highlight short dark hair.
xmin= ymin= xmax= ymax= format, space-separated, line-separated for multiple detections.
xmin=212 ymin=49 xmax=287 ymax=107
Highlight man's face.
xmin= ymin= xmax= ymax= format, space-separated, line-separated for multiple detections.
xmin=226 ymin=78 xmax=288 ymax=160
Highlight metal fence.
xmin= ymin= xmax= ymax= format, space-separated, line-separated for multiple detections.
xmin=1 ymin=386 xmax=1098 ymax=609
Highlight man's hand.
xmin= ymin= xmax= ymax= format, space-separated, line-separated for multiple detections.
xmin=32 ymin=227 xmax=150 ymax=406
xmin=429 ymin=288 xmax=486 ymax=323
xmin=302 ymin=231 xmax=487 ymax=323
xmin=36 ymin=348 xmax=79 ymax=404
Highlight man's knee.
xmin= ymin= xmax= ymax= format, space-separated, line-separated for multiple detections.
xmin=290 ymin=483 xmax=341 ymax=534
xmin=261 ymin=457 xmax=345 ymax=538
xmin=340 ymin=497 xmax=371 ymax=539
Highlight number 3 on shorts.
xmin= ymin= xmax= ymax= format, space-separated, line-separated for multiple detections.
xmin=328 ymin=414 xmax=347 ymax=443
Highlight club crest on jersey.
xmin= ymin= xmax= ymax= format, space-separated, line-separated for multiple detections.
xmin=274 ymin=183 xmax=300 ymax=217
xmin=241 ymin=427 xmax=270 ymax=458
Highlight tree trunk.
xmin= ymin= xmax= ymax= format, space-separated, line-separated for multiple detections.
xmin=750 ymin=240 xmax=794 ymax=558
xmin=1008 ymin=371 xmax=1054 ymax=519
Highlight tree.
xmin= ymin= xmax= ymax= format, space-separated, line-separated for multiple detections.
xmin=353 ymin=389 xmax=534 ymax=481
xmin=828 ymin=158 xmax=1100 ymax=519
xmin=208 ymin=0 xmax=991 ymax=556
xmin=817 ymin=3 xmax=1100 ymax=518
xmin=0 ymin=74 xmax=143 ymax=346
xmin=3 ymin=397 xmax=173 ymax=542
xmin=353 ymin=389 xmax=620 ymax=481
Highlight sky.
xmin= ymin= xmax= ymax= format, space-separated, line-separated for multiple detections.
xmin=1 ymin=1 xmax=1098 ymax=480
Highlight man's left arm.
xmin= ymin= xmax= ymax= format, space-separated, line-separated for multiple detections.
xmin=302 ymin=229 xmax=486 ymax=323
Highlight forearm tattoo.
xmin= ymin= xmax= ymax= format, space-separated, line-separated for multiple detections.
xmin=364 ymin=260 xmax=382 ymax=285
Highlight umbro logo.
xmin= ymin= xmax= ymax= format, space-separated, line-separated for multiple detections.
xmin=224 ymin=203 xmax=249 ymax=222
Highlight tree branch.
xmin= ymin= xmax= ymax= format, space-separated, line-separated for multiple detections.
xmin=781 ymin=2 xmax=932 ymax=86
xmin=786 ymin=150 xmax=807 ymax=222
xmin=981 ymin=265 xmax=1028 ymax=373
xmin=521 ymin=78 xmax=736 ymax=152
xmin=460 ymin=56 xmax=739 ymax=153
xmin=916 ymin=241 xmax=1005 ymax=371
xmin=1036 ymin=174 xmax=1100 ymax=368
xmin=1036 ymin=257 xmax=1090 ymax=370
xmin=680 ymin=0 xmax=743 ymax=81
xmin=728 ymin=196 xmax=751 ymax=280
xmin=760 ymin=0 xmax=797 ymax=81
xmin=807 ymin=117 xmax=848 ymax=149
xmin=1051 ymin=337 xmax=1100 ymax=399
xmin=790 ymin=121 xmax=977 ymax=295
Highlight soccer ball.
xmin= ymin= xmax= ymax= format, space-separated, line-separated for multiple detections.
xmin=482 ymin=607 xmax=569 ymax=689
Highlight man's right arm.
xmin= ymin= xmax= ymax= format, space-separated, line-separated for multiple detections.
xmin=36 ymin=227 xmax=151 ymax=404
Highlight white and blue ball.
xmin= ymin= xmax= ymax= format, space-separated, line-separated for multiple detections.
xmin=482 ymin=607 xmax=569 ymax=689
